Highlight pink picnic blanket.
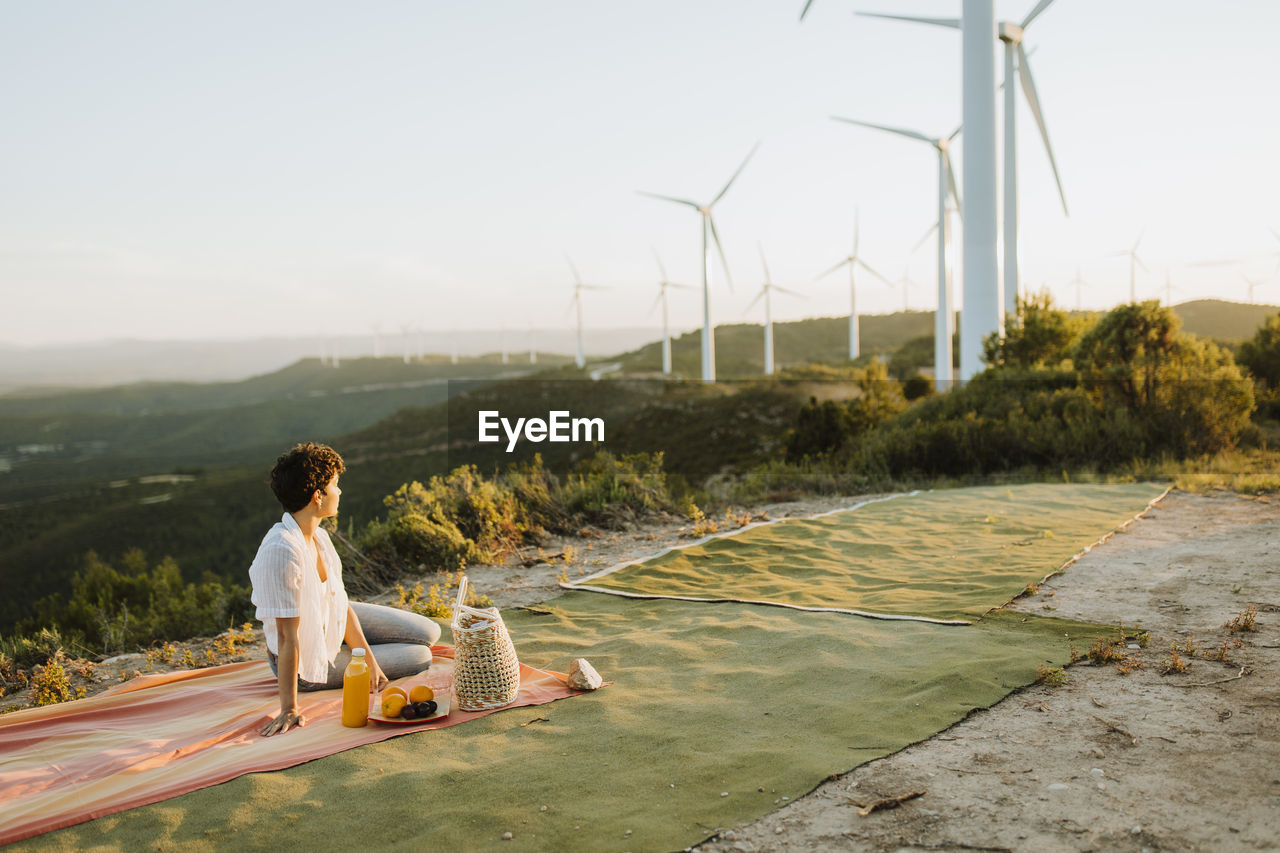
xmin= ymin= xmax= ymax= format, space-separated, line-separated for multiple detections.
xmin=0 ymin=647 xmax=580 ymax=846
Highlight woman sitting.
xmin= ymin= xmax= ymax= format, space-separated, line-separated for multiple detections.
xmin=250 ymin=442 xmax=441 ymax=736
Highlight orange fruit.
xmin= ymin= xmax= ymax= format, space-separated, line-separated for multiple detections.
xmin=381 ymin=694 xmax=407 ymax=717
xmin=409 ymin=685 xmax=434 ymax=703
xmin=383 ymin=686 xmax=408 ymax=702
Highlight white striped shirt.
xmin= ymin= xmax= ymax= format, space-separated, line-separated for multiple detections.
xmin=248 ymin=513 xmax=349 ymax=683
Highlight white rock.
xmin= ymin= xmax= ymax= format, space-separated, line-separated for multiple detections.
xmin=1090 ymin=768 xmax=1105 ymax=777
xmin=567 ymin=658 xmax=603 ymax=690
xmin=1048 ymin=783 xmax=1070 ymax=791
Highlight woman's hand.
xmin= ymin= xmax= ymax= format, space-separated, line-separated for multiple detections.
xmin=260 ymin=706 xmax=306 ymax=737
xmin=367 ymin=655 xmax=388 ymax=693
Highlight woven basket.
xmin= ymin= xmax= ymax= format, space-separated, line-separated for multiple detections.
xmin=450 ymin=575 xmax=521 ymax=711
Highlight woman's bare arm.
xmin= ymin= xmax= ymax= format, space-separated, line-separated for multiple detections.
xmin=342 ymin=605 xmax=388 ymax=692
xmin=260 ymin=617 xmax=304 ymax=736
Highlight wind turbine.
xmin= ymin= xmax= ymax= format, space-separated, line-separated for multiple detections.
xmin=638 ymin=143 xmax=759 ymax=383
xmin=566 ymin=256 xmax=606 ymax=369
xmin=833 ymin=117 xmax=961 ymax=386
xmin=856 ymin=0 xmax=1067 ymax=321
xmin=528 ymin=323 xmax=537 ymax=364
xmin=1243 ymin=274 xmax=1275 ymax=304
xmin=1067 ymin=266 xmax=1086 ymax=311
xmin=815 ymin=209 xmax=892 ymax=359
xmin=400 ymin=324 xmax=413 ymax=364
xmin=746 ymin=244 xmax=805 ymax=376
xmin=499 ymin=316 xmax=509 ymax=365
xmin=650 ymin=248 xmax=694 ymax=375
xmin=1110 ymin=232 xmax=1147 ymax=303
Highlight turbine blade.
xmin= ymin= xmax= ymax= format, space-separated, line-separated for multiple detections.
xmin=949 ymin=124 xmax=963 ymax=142
xmin=1016 ymin=43 xmax=1068 ymax=215
xmin=652 ymin=246 xmax=670 ymax=282
xmin=1133 ymin=229 xmax=1145 ymax=252
xmin=945 ymin=152 xmax=962 ymax=212
xmin=565 ymin=254 xmax=583 ymax=286
xmin=707 ymin=214 xmax=734 ymax=292
xmin=712 ymin=141 xmax=761 ymax=206
xmin=744 ymin=289 xmax=764 ymax=313
xmin=855 ymin=12 xmax=960 ymax=29
xmin=636 ymin=190 xmax=701 ymax=210
xmin=856 ymin=258 xmax=893 ymax=285
xmin=833 ymin=116 xmax=934 ymax=145
xmin=758 ymin=242 xmax=772 ymax=283
xmin=648 ymin=292 xmax=663 ymax=317
xmin=1021 ymin=0 xmax=1056 ymax=29
xmin=799 ymin=0 xmax=815 ymax=21
xmin=668 ymin=282 xmax=697 ymax=290
xmin=774 ymin=285 xmax=807 ymax=298
xmin=1135 ymin=255 xmax=1150 ymax=273
xmin=912 ymin=221 xmax=939 ymax=253
xmin=814 ymin=256 xmax=853 ymax=281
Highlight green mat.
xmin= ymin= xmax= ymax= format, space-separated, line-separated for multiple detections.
xmin=569 ymin=483 xmax=1169 ymax=622
xmin=13 ymin=593 xmax=1116 ymax=853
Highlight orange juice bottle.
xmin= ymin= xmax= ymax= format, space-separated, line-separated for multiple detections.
xmin=341 ymin=648 xmax=370 ymax=727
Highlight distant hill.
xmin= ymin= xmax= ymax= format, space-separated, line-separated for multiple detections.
xmin=0 ymin=357 xmax=566 ymax=504
xmin=0 ymin=328 xmax=663 ymax=394
xmin=1172 ymin=300 xmax=1278 ymax=343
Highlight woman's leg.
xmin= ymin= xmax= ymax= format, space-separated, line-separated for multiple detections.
xmin=269 ymin=603 xmax=442 ymax=689
xmin=351 ymin=601 xmax=442 ymax=647
xmin=351 ymin=601 xmax=441 ymax=681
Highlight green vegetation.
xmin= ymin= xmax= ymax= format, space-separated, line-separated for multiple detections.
xmin=745 ymin=300 xmax=1259 ymax=500
xmin=343 ymin=451 xmax=676 ymax=594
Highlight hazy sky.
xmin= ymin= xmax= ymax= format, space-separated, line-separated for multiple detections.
xmin=2 ymin=1 xmax=1279 ymax=348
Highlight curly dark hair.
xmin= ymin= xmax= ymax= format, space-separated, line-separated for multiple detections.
xmin=270 ymin=442 xmax=346 ymax=512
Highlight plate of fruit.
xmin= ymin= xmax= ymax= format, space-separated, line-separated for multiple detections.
xmin=370 ymin=684 xmax=450 ymax=724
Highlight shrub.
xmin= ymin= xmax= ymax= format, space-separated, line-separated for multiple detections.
xmin=387 ymin=512 xmax=476 ymax=572
xmin=1073 ymin=301 xmax=1255 ymax=457
xmin=561 ymin=450 xmax=672 ymax=523
xmin=983 ymin=291 xmax=1089 ymax=369
xmin=1238 ymin=312 xmax=1280 ymax=389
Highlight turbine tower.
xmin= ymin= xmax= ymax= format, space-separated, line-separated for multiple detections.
xmin=639 ymin=143 xmax=759 ymax=382
xmin=1243 ymin=274 xmax=1273 ymax=304
xmin=650 ymin=248 xmax=694 ymax=375
xmin=857 ymin=0 xmax=1068 ymax=319
xmin=815 ymin=208 xmax=891 ymax=360
xmin=1067 ymin=265 xmax=1085 ymax=311
xmin=528 ymin=324 xmax=537 ymax=364
xmin=833 ymin=118 xmax=961 ymax=386
xmin=566 ymin=255 xmax=605 ymax=369
xmin=746 ymin=244 xmax=805 ymax=376
xmin=1110 ymin=232 xmax=1147 ymax=303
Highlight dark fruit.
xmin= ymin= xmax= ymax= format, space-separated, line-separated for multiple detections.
xmin=420 ymin=700 xmax=438 ymax=716
xmin=400 ymin=703 xmax=418 ymax=719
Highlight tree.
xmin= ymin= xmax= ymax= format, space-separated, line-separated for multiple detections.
xmin=1073 ymin=301 xmax=1254 ymax=455
xmin=983 ymin=291 xmax=1089 ymax=369
xmin=1238 ymin=312 xmax=1280 ymax=389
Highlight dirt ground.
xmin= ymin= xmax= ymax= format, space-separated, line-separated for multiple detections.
xmin=30 ymin=489 xmax=1280 ymax=852
xmin=694 ymin=490 xmax=1280 ymax=853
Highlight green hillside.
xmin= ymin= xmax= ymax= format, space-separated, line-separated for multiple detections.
xmin=1172 ymin=299 xmax=1279 ymax=343
xmin=0 ymin=357 xmax=564 ymax=503
xmin=616 ymin=312 xmax=936 ymax=377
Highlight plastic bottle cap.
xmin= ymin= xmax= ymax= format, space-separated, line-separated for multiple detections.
xmin=352 ymin=648 xmax=366 ymax=657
